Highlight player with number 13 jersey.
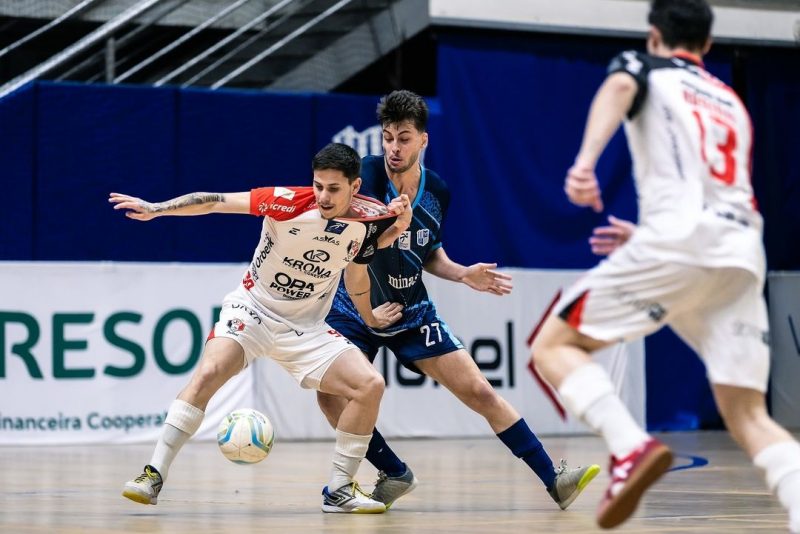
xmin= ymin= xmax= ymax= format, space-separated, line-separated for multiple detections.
xmin=609 ymin=49 xmax=763 ymax=280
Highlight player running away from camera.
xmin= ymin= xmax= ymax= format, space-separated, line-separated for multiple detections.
xmin=317 ymin=90 xmax=600 ymax=510
xmin=531 ymin=0 xmax=800 ymax=531
xmin=111 ymin=143 xmax=412 ymax=514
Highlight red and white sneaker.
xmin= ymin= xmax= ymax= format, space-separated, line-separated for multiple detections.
xmin=597 ymin=438 xmax=673 ymax=529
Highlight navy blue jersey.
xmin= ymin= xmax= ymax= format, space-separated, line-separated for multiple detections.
xmin=329 ymin=155 xmax=451 ymax=334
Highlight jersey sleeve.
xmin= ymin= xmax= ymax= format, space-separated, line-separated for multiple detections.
xmin=431 ymin=184 xmax=450 ymax=250
xmin=249 ymin=186 xmax=312 ymax=220
xmin=607 ymin=50 xmax=651 ymax=119
xmin=352 ymin=216 xmax=398 ymax=265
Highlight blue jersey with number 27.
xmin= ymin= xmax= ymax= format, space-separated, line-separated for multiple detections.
xmin=329 ymin=155 xmax=451 ymax=334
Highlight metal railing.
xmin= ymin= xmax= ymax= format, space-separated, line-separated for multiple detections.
xmin=0 ymin=0 xmax=163 ymax=98
xmin=0 ymin=0 xmax=396 ymax=98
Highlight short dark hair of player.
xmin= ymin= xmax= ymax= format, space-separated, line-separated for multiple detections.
xmin=312 ymin=143 xmax=361 ymax=183
xmin=648 ymin=0 xmax=713 ymax=51
xmin=377 ymin=90 xmax=428 ymax=133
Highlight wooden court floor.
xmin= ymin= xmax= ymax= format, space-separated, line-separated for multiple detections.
xmin=0 ymin=431 xmax=794 ymax=533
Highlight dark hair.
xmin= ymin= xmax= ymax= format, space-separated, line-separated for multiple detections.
xmin=312 ymin=143 xmax=361 ymax=182
xmin=648 ymin=0 xmax=713 ymax=50
xmin=377 ymin=89 xmax=428 ymax=132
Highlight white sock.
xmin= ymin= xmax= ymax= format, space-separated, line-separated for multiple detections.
xmin=558 ymin=363 xmax=650 ymax=458
xmin=754 ymin=441 xmax=800 ymax=532
xmin=149 ymin=399 xmax=204 ymax=481
xmin=328 ymin=429 xmax=371 ymax=492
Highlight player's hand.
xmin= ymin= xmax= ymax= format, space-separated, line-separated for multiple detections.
xmin=589 ymin=215 xmax=636 ymax=255
xmin=461 ymin=263 xmax=513 ymax=296
xmin=109 ymin=192 xmax=159 ymax=221
xmin=368 ymin=302 xmax=404 ymax=329
xmin=565 ymin=164 xmax=604 ymax=212
xmin=387 ymin=194 xmax=412 ymax=230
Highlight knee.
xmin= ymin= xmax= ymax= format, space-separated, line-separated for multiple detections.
xmin=190 ymin=360 xmax=229 ymax=393
xmin=358 ymin=371 xmax=385 ymax=402
xmin=468 ymin=379 xmax=500 ymax=408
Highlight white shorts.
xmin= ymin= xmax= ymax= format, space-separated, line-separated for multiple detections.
xmin=209 ymin=296 xmax=355 ymax=390
xmin=555 ymin=248 xmax=770 ymax=392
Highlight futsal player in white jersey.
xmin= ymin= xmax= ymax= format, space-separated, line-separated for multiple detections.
xmin=531 ymin=0 xmax=800 ymax=530
xmin=109 ymin=143 xmax=412 ymax=514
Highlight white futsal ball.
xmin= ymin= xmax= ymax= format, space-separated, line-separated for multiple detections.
xmin=217 ymin=408 xmax=274 ymax=464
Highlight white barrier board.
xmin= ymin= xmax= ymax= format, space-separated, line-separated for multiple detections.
xmin=0 ymin=262 xmax=644 ymax=443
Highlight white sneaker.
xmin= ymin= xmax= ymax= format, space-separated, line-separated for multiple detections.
xmin=322 ymin=482 xmax=386 ymax=514
xmin=122 ymin=465 xmax=163 ymax=505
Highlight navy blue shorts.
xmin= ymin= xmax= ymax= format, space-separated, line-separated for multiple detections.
xmin=326 ymin=306 xmax=464 ymax=374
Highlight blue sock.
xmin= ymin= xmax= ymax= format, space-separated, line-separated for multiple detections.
xmin=497 ymin=418 xmax=556 ymax=490
xmin=365 ymin=428 xmax=406 ymax=477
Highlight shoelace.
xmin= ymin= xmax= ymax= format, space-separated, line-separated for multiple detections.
xmin=352 ymin=482 xmax=372 ymax=498
xmin=554 ymin=459 xmax=569 ymax=476
xmin=133 ymin=468 xmax=158 ymax=483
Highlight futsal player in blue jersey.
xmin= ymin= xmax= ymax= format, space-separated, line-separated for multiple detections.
xmin=319 ymin=90 xmax=600 ymax=510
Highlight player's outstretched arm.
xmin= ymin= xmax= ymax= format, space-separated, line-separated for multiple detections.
xmin=343 ymin=262 xmax=403 ymax=329
xmin=108 ymin=191 xmax=251 ymax=221
xmin=424 ymin=247 xmax=513 ymax=296
xmin=567 ymin=72 xmax=637 ymax=213
xmin=377 ymin=194 xmax=412 ymax=248
xmin=589 ymin=215 xmax=636 ymax=255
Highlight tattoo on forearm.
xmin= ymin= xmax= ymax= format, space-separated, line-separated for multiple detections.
xmin=152 ymin=193 xmax=224 ymax=212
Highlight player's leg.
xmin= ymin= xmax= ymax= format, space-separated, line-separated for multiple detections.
xmin=532 ymin=256 xmax=698 ymax=527
xmin=533 ymin=314 xmax=668 ymax=526
xmin=416 ymin=344 xmax=599 ymax=509
xmin=321 ymin=311 xmax=411 ymax=505
xmin=317 ymin=389 xmax=408 ymax=486
xmin=678 ymin=268 xmax=800 ymax=533
xmin=122 ymin=336 xmax=245 ymax=505
xmin=317 ymin=347 xmax=387 ymax=513
xmin=716 ymin=386 xmax=800 ymax=534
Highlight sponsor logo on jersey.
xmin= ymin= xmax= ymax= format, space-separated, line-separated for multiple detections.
xmin=732 ymin=320 xmax=770 ymax=346
xmin=257 ymin=201 xmax=295 ymax=215
xmin=231 ymin=303 xmax=262 ymax=325
xmin=289 ymin=227 xmax=300 ymax=235
xmin=226 ymin=318 xmax=245 ymax=335
xmin=252 ymin=234 xmax=275 ymax=270
xmin=274 ymin=187 xmax=296 ymax=200
xmin=242 ymin=271 xmax=255 ymax=290
xmin=345 ymin=240 xmax=361 ymax=262
xmin=269 ymin=272 xmax=315 ymax=299
xmin=313 ymin=235 xmax=340 ymax=245
xmin=613 ymin=287 xmax=666 ymax=322
xmin=622 ymin=50 xmax=643 ymax=75
xmin=281 ymin=256 xmax=333 ymax=279
xmin=416 ymin=228 xmax=430 ymax=247
xmin=265 ymin=202 xmax=295 ymax=214
xmin=387 ymin=273 xmax=419 ymax=290
xmin=303 ymin=249 xmax=331 ymax=263
xmin=398 ymin=231 xmax=411 ymax=250
xmin=325 ymin=220 xmax=349 ymax=234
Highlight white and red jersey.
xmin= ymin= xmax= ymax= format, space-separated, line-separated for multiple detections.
xmin=228 ymin=186 xmax=396 ymax=331
xmin=610 ymin=51 xmax=765 ymax=282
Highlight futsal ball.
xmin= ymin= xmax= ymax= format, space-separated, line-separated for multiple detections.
xmin=217 ymin=408 xmax=274 ymax=465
